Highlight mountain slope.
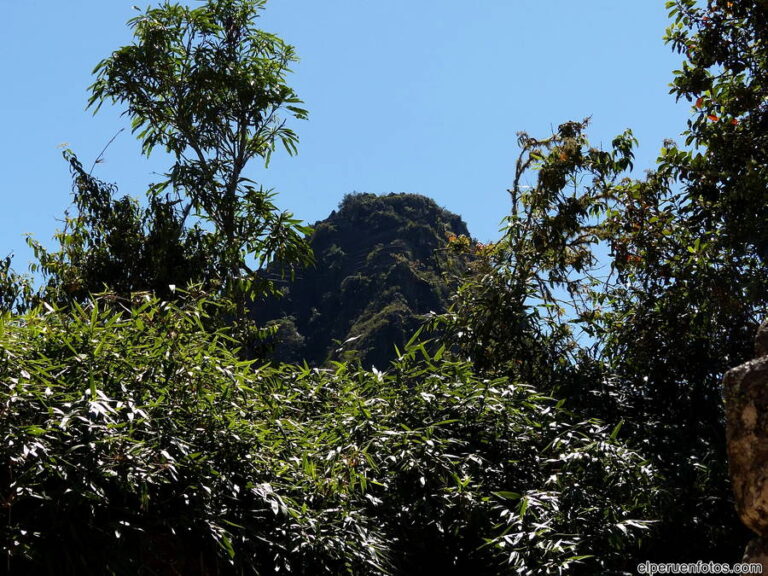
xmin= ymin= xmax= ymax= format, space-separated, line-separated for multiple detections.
xmin=255 ymin=193 xmax=472 ymax=367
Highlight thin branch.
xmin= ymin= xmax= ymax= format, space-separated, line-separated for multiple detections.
xmin=89 ymin=129 xmax=125 ymax=175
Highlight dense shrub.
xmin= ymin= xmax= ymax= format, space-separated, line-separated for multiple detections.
xmin=0 ymin=295 xmax=655 ymax=575
xmin=0 ymin=296 xmax=386 ymax=575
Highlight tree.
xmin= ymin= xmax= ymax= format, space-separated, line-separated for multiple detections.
xmin=590 ymin=0 xmax=768 ymax=558
xmin=83 ymin=0 xmax=311 ymax=316
xmin=439 ymin=120 xmax=636 ymax=390
xmin=665 ymin=0 xmax=768 ymax=257
xmin=438 ymin=108 xmax=760 ymax=561
xmin=0 ymin=255 xmax=33 ymax=314
xmin=437 ymin=6 xmax=768 ymax=556
xmin=29 ymin=150 xmax=217 ymax=304
xmin=594 ymin=159 xmax=756 ymax=561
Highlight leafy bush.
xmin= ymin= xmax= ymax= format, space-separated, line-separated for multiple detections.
xmin=0 ymin=256 xmax=33 ymax=314
xmin=0 ymin=295 xmax=656 ymax=575
xmin=0 ymin=295 xmax=387 ymax=575
xmin=29 ymin=151 xmax=219 ymax=305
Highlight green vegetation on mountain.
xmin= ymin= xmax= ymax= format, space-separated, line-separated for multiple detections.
xmin=255 ymin=192 xmax=472 ymax=367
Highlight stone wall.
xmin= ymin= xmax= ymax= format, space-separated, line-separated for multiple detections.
xmin=724 ymin=320 xmax=768 ymax=566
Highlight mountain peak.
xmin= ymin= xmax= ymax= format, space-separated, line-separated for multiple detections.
xmin=256 ymin=193 xmax=472 ymax=367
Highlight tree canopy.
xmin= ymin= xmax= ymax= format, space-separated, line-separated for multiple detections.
xmin=40 ymin=0 xmax=311 ymax=317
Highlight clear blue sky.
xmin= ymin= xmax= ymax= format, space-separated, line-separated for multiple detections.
xmin=0 ymin=1 xmax=690 ymax=271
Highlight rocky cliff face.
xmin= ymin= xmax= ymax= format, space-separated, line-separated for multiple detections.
xmin=253 ymin=193 xmax=472 ymax=367
xmin=724 ymin=320 xmax=768 ymax=567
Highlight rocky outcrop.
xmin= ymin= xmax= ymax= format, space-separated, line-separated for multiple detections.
xmin=253 ymin=193 xmax=473 ymax=367
xmin=724 ymin=319 xmax=768 ymax=567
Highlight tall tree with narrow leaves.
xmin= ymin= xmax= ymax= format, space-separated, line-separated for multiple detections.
xmin=86 ymin=0 xmax=311 ymax=317
xmin=665 ymin=0 xmax=768 ymax=256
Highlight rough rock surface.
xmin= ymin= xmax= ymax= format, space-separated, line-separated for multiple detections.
xmin=743 ymin=538 xmax=768 ymax=566
xmin=756 ymin=319 xmax=768 ymax=358
xmin=254 ymin=193 xmax=472 ymax=367
xmin=725 ymin=322 xmax=768 ymax=567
